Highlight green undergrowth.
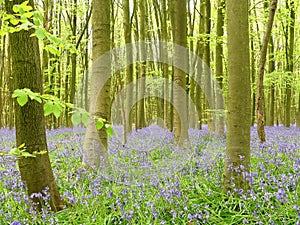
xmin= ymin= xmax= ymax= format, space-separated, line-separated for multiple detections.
xmin=0 ymin=127 xmax=299 ymax=224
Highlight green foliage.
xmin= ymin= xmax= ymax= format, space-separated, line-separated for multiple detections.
xmin=1 ymin=142 xmax=47 ymax=159
xmin=105 ymin=124 xmax=113 ymax=136
xmin=12 ymin=88 xmax=42 ymax=106
xmin=12 ymin=89 xmax=28 ymax=107
xmin=12 ymin=88 xmax=113 ymax=136
xmin=265 ymin=71 xmax=298 ymax=90
xmin=96 ymin=118 xmax=113 ymax=136
xmin=96 ymin=118 xmax=104 ymax=130
xmin=2 ymin=128 xmax=298 ymax=224
xmin=71 ymin=108 xmax=89 ymax=127
xmin=0 ymin=1 xmax=77 ymax=56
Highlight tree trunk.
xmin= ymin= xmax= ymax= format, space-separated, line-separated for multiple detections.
xmin=64 ymin=55 xmax=70 ymax=127
xmin=69 ymin=0 xmax=77 ymax=128
xmin=172 ymin=0 xmax=188 ymax=145
xmin=285 ymin=0 xmax=295 ymax=128
xmin=136 ymin=0 xmax=147 ymax=130
xmin=204 ymin=0 xmax=213 ymax=131
xmin=5 ymin=0 xmax=63 ymax=212
xmin=160 ymin=0 xmax=171 ymax=130
xmin=6 ymin=36 xmax=14 ymax=130
xmin=82 ymin=0 xmax=111 ymax=168
xmin=296 ymin=95 xmax=300 ymax=127
xmin=267 ymin=37 xmax=275 ymax=126
xmin=195 ymin=0 xmax=206 ymax=130
xmin=0 ymin=35 xmax=4 ymax=128
xmin=214 ymin=0 xmax=225 ymax=134
xmin=250 ymin=23 xmax=256 ymax=127
xmin=123 ymin=0 xmax=133 ymax=142
xmin=256 ymin=0 xmax=277 ymax=143
xmin=187 ymin=0 xmax=197 ymax=129
xmin=223 ymin=0 xmax=251 ymax=194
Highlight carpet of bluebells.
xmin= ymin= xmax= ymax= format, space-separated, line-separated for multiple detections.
xmin=0 ymin=125 xmax=299 ymax=225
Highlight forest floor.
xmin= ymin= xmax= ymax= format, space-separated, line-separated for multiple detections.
xmin=0 ymin=125 xmax=299 ymax=225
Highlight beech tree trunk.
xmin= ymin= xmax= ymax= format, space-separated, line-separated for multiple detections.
xmin=297 ymin=95 xmax=300 ymax=127
xmin=223 ymin=0 xmax=251 ymax=194
xmin=82 ymin=0 xmax=111 ymax=168
xmin=204 ymin=0 xmax=213 ymax=131
xmin=267 ymin=37 xmax=275 ymax=126
xmin=285 ymin=0 xmax=295 ymax=128
xmin=0 ymin=35 xmax=4 ymax=128
xmin=5 ymin=0 xmax=63 ymax=212
xmin=123 ymin=0 xmax=133 ymax=143
xmin=136 ymin=0 xmax=146 ymax=130
xmin=172 ymin=0 xmax=189 ymax=145
xmin=215 ymin=0 xmax=225 ymax=134
xmin=195 ymin=1 xmax=206 ymax=130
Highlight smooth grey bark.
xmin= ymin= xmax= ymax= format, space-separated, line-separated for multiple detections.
xmin=82 ymin=0 xmax=111 ymax=169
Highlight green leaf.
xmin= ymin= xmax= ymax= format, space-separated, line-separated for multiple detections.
xmin=12 ymin=89 xmax=20 ymax=98
xmin=52 ymin=104 xmax=61 ymax=118
xmin=16 ymin=93 xmax=28 ymax=107
xmin=9 ymin=147 xmax=20 ymax=155
xmin=45 ymin=45 xmax=60 ymax=56
xmin=20 ymin=21 xmax=32 ymax=30
xmin=46 ymin=33 xmax=60 ymax=45
xmin=13 ymin=5 xmax=19 ymax=13
xmin=96 ymin=119 xmax=104 ymax=130
xmin=20 ymin=1 xmax=32 ymax=12
xmin=71 ymin=111 xmax=81 ymax=126
xmin=105 ymin=124 xmax=113 ymax=136
xmin=34 ymin=95 xmax=42 ymax=103
xmin=81 ymin=112 xmax=89 ymax=127
xmin=2 ymin=14 xmax=13 ymax=21
xmin=33 ymin=11 xmax=43 ymax=26
xmin=21 ymin=151 xmax=36 ymax=158
xmin=43 ymin=101 xmax=53 ymax=116
xmin=10 ymin=18 xmax=19 ymax=26
xmin=26 ymin=90 xmax=41 ymax=103
xmin=24 ymin=12 xmax=33 ymax=18
xmin=19 ymin=7 xmax=25 ymax=14
xmin=34 ymin=28 xmax=45 ymax=40
xmin=8 ymin=26 xmax=21 ymax=33
xmin=0 ymin=30 xmax=6 ymax=36
xmin=19 ymin=143 xmax=25 ymax=149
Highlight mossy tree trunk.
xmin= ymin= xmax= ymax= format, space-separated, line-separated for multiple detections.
xmin=5 ymin=0 xmax=63 ymax=212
